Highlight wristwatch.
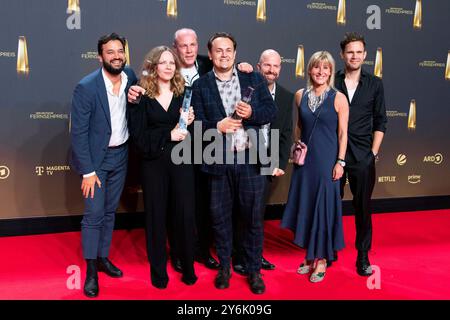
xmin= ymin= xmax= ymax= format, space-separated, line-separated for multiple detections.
xmin=336 ymin=159 xmax=346 ymax=167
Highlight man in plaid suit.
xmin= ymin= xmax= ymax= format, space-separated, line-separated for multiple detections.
xmin=192 ymin=32 xmax=276 ymax=294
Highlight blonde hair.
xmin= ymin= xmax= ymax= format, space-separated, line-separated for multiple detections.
xmin=306 ymin=51 xmax=336 ymax=89
xmin=139 ymin=46 xmax=185 ymax=98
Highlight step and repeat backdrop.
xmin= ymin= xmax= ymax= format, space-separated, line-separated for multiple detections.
xmin=1 ymin=0 xmax=449 ymax=219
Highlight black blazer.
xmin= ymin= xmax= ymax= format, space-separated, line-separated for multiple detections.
xmin=271 ymin=84 xmax=294 ymax=170
xmin=196 ymin=55 xmax=213 ymax=77
xmin=192 ymin=70 xmax=277 ymax=175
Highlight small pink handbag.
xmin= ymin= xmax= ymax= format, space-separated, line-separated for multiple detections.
xmin=290 ymin=141 xmax=308 ymax=166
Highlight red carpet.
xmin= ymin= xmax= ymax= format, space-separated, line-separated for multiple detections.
xmin=1 ymin=209 xmax=450 ymax=300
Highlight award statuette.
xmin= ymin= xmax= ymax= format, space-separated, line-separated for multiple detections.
xmin=17 ymin=36 xmax=29 ymax=75
xmin=337 ymin=0 xmax=346 ymax=26
xmin=408 ymin=99 xmax=416 ymax=130
xmin=67 ymin=0 xmax=80 ymax=12
xmin=178 ymin=87 xmax=193 ymax=133
xmin=413 ymin=0 xmax=422 ymax=30
xmin=125 ymin=40 xmax=130 ymax=66
xmin=232 ymin=86 xmax=254 ymax=120
xmin=445 ymin=51 xmax=450 ymax=81
xmin=256 ymin=0 xmax=266 ymax=22
xmin=374 ymin=47 xmax=383 ymax=79
xmin=295 ymin=45 xmax=305 ymax=78
xmin=167 ymin=0 xmax=177 ymax=18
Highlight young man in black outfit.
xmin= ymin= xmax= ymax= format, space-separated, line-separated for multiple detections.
xmin=335 ymin=32 xmax=387 ymax=276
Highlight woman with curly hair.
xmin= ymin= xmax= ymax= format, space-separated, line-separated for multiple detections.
xmin=128 ymin=46 xmax=196 ymax=289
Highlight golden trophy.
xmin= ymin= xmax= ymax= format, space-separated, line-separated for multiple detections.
xmin=167 ymin=0 xmax=177 ymax=18
xmin=445 ymin=51 xmax=450 ymax=81
xmin=408 ymin=99 xmax=416 ymax=130
xmin=374 ymin=48 xmax=383 ymax=79
xmin=295 ymin=45 xmax=305 ymax=78
xmin=256 ymin=0 xmax=266 ymax=22
xmin=17 ymin=36 xmax=29 ymax=75
xmin=337 ymin=0 xmax=346 ymax=26
xmin=413 ymin=0 xmax=422 ymax=30
xmin=67 ymin=0 xmax=80 ymax=12
xmin=125 ymin=40 xmax=130 ymax=66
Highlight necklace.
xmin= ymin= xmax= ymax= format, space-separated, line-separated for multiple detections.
xmin=307 ymin=88 xmax=329 ymax=112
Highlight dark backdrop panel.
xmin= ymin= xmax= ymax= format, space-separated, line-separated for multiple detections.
xmin=1 ymin=0 xmax=449 ymax=219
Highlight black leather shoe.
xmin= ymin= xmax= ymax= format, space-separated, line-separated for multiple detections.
xmin=356 ymin=251 xmax=373 ymax=277
xmin=214 ymin=268 xmax=231 ymax=289
xmin=182 ymin=274 xmax=198 ymax=286
xmin=97 ymin=257 xmax=123 ymax=278
xmin=195 ymin=254 xmax=220 ymax=270
xmin=248 ymin=272 xmax=265 ymax=294
xmin=261 ymin=256 xmax=275 ymax=270
xmin=232 ymin=263 xmax=248 ymax=276
xmin=171 ymin=258 xmax=183 ymax=273
xmin=84 ymin=259 xmax=99 ymax=298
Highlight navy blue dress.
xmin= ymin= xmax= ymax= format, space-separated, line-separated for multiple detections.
xmin=281 ymin=88 xmax=345 ymax=261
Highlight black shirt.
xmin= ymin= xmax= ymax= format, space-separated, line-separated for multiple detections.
xmin=335 ymin=68 xmax=387 ymax=162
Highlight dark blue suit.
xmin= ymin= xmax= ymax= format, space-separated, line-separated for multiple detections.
xmin=71 ymin=67 xmax=137 ymax=259
xmin=192 ymin=70 xmax=276 ymax=273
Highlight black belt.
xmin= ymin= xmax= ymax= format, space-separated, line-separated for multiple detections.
xmin=108 ymin=140 xmax=128 ymax=149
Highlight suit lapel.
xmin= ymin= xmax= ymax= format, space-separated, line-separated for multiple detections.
xmin=95 ymin=69 xmax=112 ymax=128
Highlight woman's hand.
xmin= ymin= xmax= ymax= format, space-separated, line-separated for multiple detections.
xmin=187 ymin=106 xmax=195 ymax=125
xmin=171 ymin=124 xmax=187 ymax=141
xmin=332 ymin=163 xmax=344 ymax=181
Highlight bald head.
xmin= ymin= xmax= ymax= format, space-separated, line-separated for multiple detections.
xmin=257 ymin=49 xmax=282 ymax=87
xmin=173 ymin=28 xmax=199 ymax=68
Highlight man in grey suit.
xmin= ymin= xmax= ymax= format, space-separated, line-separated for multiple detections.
xmin=71 ymin=33 xmax=137 ymax=298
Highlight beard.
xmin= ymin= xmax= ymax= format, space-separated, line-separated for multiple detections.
xmin=103 ymin=59 xmax=126 ymax=75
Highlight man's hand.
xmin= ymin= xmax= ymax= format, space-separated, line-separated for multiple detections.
xmin=272 ymin=168 xmax=285 ymax=177
xmin=128 ymin=85 xmax=146 ymax=104
xmin=237 ymin=62 xmax=254 ymax=73
xmin=217 ymin=117 xmax=242 ymax=133
xmin=81 ymin=175 xmax=101 ymax=198
xmin=234 ymin=101 xmax=252 ymax=119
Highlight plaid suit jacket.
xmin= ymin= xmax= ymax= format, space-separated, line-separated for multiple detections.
xmin=192 ymin=70 xmax=277 ymax=175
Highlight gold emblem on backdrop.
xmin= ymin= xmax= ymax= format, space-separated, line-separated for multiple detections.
xmin=0 ymin=166 xmax=10 ymax=180
xmin=397 ymin=154 xmax=407 ymax=166
xmin=413 ymin=0 xmax=422 ymax=30
xmin=408 ymin=99 xmax=416 ymax=130
xmin=256 ymin=0 xmax=266 ymax=22
xmin=445 ymin=51 xmax=450 ymax=80
xmin=295 ymin=45 xmax=305 ymax=78
xmin=374 ymin=48 xmax=382 ymax=79
xmin=167 ymin=0 xmax=177 ymax=18
xmin=17 ymin=36 xmax=29 ymax=75
xmin=125 ymin=40 xmax=130 ymax=66
xmin=337 ymin=0 xmax=346 ymax=25
xmin=67 ymin=0 xmax=80 ymax=12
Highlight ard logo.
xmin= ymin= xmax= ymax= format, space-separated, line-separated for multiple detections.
xmin=66 ymin=0 xmax=81 ymax=30
xmin=423 ymin=153 xmax=443 ymax=165
xmin=0 ymin=166 xmax=10 ymax=179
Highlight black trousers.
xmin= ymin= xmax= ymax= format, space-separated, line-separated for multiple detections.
xmin=340 ymin=152 xmax=376 ymax=252
xmin=141 ymin=150 xmax=196 ymax=284
xmin=209 ymin=164 xmax=266 ymax=273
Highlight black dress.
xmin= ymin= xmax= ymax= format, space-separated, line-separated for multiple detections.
xmin=128 ymin=93 xmax=196 ymax=288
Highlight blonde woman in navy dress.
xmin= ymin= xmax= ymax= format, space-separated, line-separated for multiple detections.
xmin=281 ymin=51 xmax=349 ymax=282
